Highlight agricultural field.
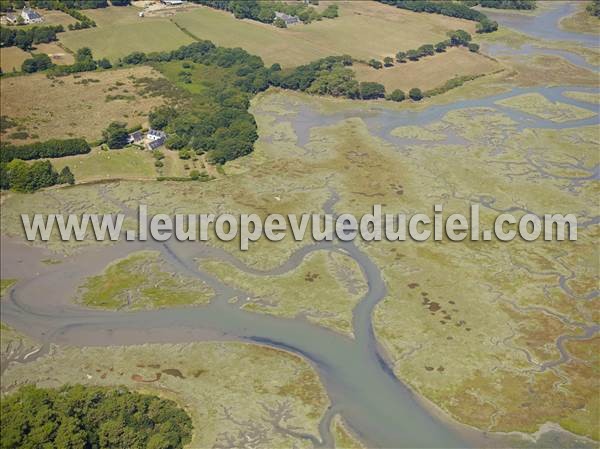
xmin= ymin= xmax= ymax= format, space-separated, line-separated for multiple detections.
xmin=0 ymin=66 xmax=168 ymax=144
xmin=59 ymin=6 xmax=194 ymax=61
xmin=171 ymin=1 xmax=477 ymax=67
xmin=32 ymin=42 xmax=74 ymax=65
xmin=0 ymin=47 xmax=29 ymax=73
xmin=353 ymin=47 xmax=501 ymax=92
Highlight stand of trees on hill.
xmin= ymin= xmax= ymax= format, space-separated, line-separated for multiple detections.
xmin=377 ymin=0 xmax=499 ymax=33
xmin=0 ymin=385 xmax=192 ymax=448
xmin=190 ymin=0 xmax=338 ymax=25
xmin=0 ymin=159 xmax=74 ymax=191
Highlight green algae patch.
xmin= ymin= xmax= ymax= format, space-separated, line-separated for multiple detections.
xmin=78 ymin=251 xmax=213 ymax=310
xmin=1 ymin=342 xmax=331 ymax=449
xmin=496 ymin=93 xmax=596 ymax=122
xmin=0 ymin=279 xmax=17 ymax=298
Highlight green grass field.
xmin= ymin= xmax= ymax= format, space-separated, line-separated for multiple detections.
xmin=172 ymin=1 xmax=477 ymax=67
xmin=53 ymin=147 xmax=157 ymax=183
xmin=59 ymin=7 xmax=193 ymax=61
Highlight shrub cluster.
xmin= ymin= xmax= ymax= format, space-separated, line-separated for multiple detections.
xmin=21 ymin=53 xmax=53 ymax=73
xmin=588 ymin=0 xmax=600 ymax=16
xmin=0 ymin=138 xmax=90 ymax=162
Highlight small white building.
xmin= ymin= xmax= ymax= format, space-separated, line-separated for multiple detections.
xmin=161 ymin=0 xmax=184 ymax=5
xmin=21 ymin=7 xmax=44 ymax=24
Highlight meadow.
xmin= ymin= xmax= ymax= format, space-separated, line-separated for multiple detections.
xmin=0 ymin=66 xmax=167 ymax=144
xmin=0 ymin=47 xmax=29 ymax=73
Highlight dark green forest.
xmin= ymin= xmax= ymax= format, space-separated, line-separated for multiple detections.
xmin=0 ymin=385 xmax=192 ymax=449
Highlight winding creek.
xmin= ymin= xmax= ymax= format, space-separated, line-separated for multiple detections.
xmin=1 ymin=3 xmax=599 ymax=448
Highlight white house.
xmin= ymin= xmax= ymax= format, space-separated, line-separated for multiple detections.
xmin=21 ymin=7 xmax=44 ymax=24
xmin=147 ymin=129 xmax=167 ymax=141
xmin=161 ymin=0 xmax=184 ymax=5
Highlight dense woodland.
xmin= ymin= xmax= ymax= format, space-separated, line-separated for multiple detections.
xmin=0 ymin=159 xmax=74 ymax=191
xmin=0 ymin=385 xmax=192 ymax=449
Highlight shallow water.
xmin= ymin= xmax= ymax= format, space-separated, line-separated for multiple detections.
xmin=483 ymin=1 xmax=599 ymax=49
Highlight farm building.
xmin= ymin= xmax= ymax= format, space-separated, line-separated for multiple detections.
xmin=128 ymin=130 xmax=144 ymax=144
xmin=274 ymin=12 xmax=300 ymax=26
xmin=147 ymin=129 xmax=167 ymax=141
xmin=145 ymin=129 xmax=167 ymax=150
xmin=161 ymin=0 xmax=184 ymax=5
xmin=21 ymin=7 xmax=44 ymax=24
xmin=146 ymin=137 xmax=166 ymax=151
xmin=5 ymin=14 xmax=18 ymax=24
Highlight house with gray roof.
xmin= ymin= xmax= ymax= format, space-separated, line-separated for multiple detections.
xmin=275 ymin=11 xmax=300 ymax=26
xmin=21 ymin=7 xmax=43 ymax=24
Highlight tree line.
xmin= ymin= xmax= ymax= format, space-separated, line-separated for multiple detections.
xmin=190 ymin=0 xmax=338 ymax=26
xmin=1 ymin=0 xmax=109 ymax=10
xmin=0 ymin=25 xmax=64 ymax=50
xmin=366 ymin=29 xmax=478 ymax=70
xmin=377 ymin=0 xmax=499 ymax=33
xmin=588 ymin=0 xmax=600 ymax=17
xmin=475 ymin=1 xmax=536 ymax=9
xmin=0 ymin=138 xmax=90 ymax=162
xmin=0 ymin=385 xmax=192 ymax=448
